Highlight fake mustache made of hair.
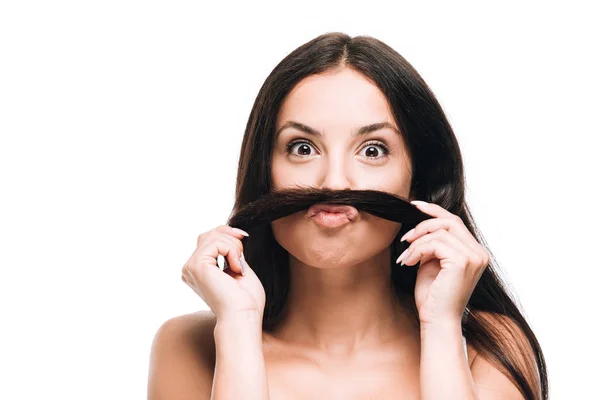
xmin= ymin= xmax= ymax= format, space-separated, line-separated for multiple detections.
xmin=227 ymin=187 xmax=434 ymax=232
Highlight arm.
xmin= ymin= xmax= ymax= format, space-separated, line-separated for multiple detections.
xmin=420 ymin=320 xmax=479 ymax=400
xmin=147 ymin=311 xmax=271 ymax=400
xmin=420 ymin=315 xmax=541 ymax=400
xmin=212 ymin=310 xmax=271 ymax=400
xmin=147 ymin=312 xmax=217 ymax=400
xmin=399 ymin=202 xmax=540 ymax=399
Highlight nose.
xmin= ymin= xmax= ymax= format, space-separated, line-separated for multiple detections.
xmin=319 ymin=155 xmax=352 ymax=191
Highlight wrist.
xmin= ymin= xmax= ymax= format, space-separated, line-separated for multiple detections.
xmin=420 ymin=318 xmax=462 ymax=336
xmin=215 ymin=310 xmax=263 ymax=339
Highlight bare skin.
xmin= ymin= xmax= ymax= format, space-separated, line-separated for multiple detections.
xmin=148 ymin=66 xmax=532 ymax=399
xmin=148 ymin=310 xmax=478 ymax=400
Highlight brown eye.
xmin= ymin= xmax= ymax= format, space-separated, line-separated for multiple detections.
xmin=365 ymin=146 xmax=380 ymax=157
xmin=359 ymin=142 xmax=389 ymax=160
xmin=286 ymin=140 xmax=316 ymax=157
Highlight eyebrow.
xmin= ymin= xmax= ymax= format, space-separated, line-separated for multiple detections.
xmin=275 ymin=120 xmax=400 ymax=139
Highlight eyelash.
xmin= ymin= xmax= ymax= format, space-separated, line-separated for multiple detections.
xmin=285 ymin=139 xmax=390 ymax=160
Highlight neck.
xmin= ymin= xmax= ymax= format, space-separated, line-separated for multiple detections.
xmin=270 ymin=247 xmax=419 ymax=356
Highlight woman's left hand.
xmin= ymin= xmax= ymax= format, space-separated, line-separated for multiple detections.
xmin=397 ymin=200 xmax=490 ymax=327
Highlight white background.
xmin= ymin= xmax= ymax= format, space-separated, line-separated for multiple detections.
xmin=1 ymin=1 xmax=597 ymax=399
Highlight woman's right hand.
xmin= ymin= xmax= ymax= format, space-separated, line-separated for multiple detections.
xmin=181 ymin=225 xmax=266 ymax=321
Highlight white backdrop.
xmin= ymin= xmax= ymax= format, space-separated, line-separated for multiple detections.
xmin=1 ymin=1 xmax=597 ymax=399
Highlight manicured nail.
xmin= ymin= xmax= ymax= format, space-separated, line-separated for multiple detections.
xmin=239 ymin=253 xmax=246 ymax=276
xmin=232 ymin=227 xmax=249 ymax=237
xmin=400 ymin=251 xmax=411 ymax=266
xmin=396 ymin=248 xmax=409 ymax=264
xmin=411 ymin=200 xmax=429 ymax=207
xmin=401 ymin=229 xmax=415 ymax=242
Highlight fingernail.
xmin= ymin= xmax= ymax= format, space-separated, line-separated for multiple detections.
xmin=239 ymin=253 xmax=246 ymax=276
xmin=232 ymin=227 xmax=250 ymax=237
xmin=411 ymin=200 xmax=429 ymax=207
xmin=400 ymin=251 xmax=411 ymax=266
xmin=400 ymin=229 xmax=415 ymax=242
xmin=396 ymin=248 xmax=409 ymax=264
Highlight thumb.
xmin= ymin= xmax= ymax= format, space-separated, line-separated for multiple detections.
xmin=240 ymin=252 xmax=259 ymax=279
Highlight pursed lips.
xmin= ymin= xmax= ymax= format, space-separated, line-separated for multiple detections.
xmin=306 ymin=204 xmax=359 ymax=220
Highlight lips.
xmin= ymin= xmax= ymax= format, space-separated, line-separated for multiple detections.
xmin=307 ymin=204 xmax=359 ymax=221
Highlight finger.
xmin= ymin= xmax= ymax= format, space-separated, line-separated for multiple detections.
xmin=401 ymin=217 xmax=484 ymax=257
xmin=217 ymin=235 xmax=245 ymax=275
xmin=402 ymin=238 xmax=470 ymax=271
xmin=180 ymin=270 xmax=209 ymax=304
xmin=217 ymin=224 xmax=250 ymax=238
xmin=196 ymin=237 xmax=244 ymax=276
xmin=400 ymin=214 xmax=484 ymax=257
xmin=183 ymin=242 xmax=237 ymax=290
xmin=197 ymin=230 xmax=244 ymax=259
xmin=196 ymin=225 xmax=248 ymax=248
xmin=223 ymin=252 xmax=254 ymax=276
xmin=218 ymin=233 xmax=244 ymax=257
xmin=222 ymin=264 xmax=245 ymax=279
xmin=410 ymin=200 xmax=456 ymax=219
xmin=404 ymin=229 xmax=478 ymax=268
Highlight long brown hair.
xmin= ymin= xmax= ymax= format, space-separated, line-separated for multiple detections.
xmin=227 ymin=32 xmax=548 ymax=400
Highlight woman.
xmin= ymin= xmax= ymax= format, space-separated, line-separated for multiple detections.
xmin=148 ymin=32 xmax=547 ymax=399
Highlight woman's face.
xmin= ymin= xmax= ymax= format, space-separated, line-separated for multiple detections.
xmin=270 ymin=67 xmax=413 ymax=269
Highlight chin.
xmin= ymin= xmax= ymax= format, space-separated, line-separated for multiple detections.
xmin=271 ymin=212 xmax=401 ymax=269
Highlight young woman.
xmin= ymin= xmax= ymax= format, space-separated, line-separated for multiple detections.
xmin=148 ymin=32 xmax=548 ymax=400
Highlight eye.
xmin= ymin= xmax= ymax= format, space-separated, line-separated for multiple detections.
xmin=285 ymin=139 xmax=390 ymax=160
xmin=359 ymin=141 xmax=390 ymax=160
xmin=286 ymin=139 xmax=318 ymax=158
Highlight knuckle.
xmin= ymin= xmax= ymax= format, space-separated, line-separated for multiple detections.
xmin=217 ymin=238 xmax=233 ymax=252
xmin=215 ymin=225 xmax=230 ymax=233
xmin=181 ymin=263 xmax=199 ymax=282
xmin=433 ymin=229 xmax=445 ymax=238
xmin=208 ymin=229 xmax=219 ymax=238
xmin=199 ymin=230 xmax=219 ymax=246
xmin=233 ymin=239 xmax=244 ymax=254
xmin=221 ymin=236 xmax=243 ymax=255
xmin=181 ymin=261 xmax=195 ymax=275
xmin=197 ymin=229 xmax=219 ymax=245
xmin=482 ymin=252 xmax=490 ymax=265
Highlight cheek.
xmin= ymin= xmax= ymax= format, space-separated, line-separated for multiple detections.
xmin=353 ymin=213 xmax=402 ymax=258
xmin=356 ymin=168 xmax=410 ymax=196
xmin=272 ymin=162 xmax=319 ymax=188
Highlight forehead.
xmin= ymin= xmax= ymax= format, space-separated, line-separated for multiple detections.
xmin=276 ymin=68 xmax=397 ymax=131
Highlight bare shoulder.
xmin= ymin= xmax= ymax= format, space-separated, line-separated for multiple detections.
xmin=468 ymin=310 xmax=542 ymax=399
xmin=147 ymin=310 xmax=217 ymax=400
